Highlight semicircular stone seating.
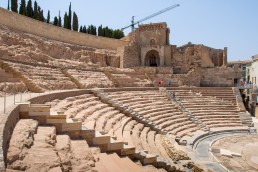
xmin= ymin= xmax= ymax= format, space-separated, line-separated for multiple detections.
xmin=104 ymin=90 xmax=201 ymax=138
xmin=6 ymin=61 xmax=77 ymax=90
xmin=47 ymin=92 xmax=182 ymax=166
xmin=166 ymin=88 xmax=243 ymax=129
xmin=67 ymin=69 xmax=114 ymax=88
xmin=6 ymin=118 xmax=147 ymax=172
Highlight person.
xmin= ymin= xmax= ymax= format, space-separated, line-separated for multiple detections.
xmin=168 ymin=80 xmax=172 ymax=86
xmin=158 ymin=79 xmax=161 ymax=86
xmin=172 ymin=92 xmax=176 ymax=99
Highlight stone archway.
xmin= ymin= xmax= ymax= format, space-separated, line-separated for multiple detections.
xmin=144 ymin=50 xmax=160 ymax=67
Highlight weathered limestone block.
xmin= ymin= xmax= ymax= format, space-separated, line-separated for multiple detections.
xmin=8 ymin=126 xmax=61 ymax=171
xmin=7 ymin=119 xmax=38 ymax=165
xmin=70 ymin=140 xmax=95 ymax=171
xmin=55 ymin=135 xmax=72 ymax=172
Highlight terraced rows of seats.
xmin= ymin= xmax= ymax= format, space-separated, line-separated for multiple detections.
xmin=0 ymin=64 xmax=28 ymax=96
xmin=105 ymin=91 xmax=200 ymax=137
xmin=191 ymin=87 xmax=237 ymax=103
xmin=67 ymin=69 xmax=114 ymax=88
xmin=168 ymin=88 xmax=243 ymax=129
xmin=49 ymin=94 xmax=128 ymax=133
xmin=121 ymin=119 xmax=172 ymax=161
xmin=6 ymin=62 xmax=77 ymax=90
xmin=48 ymin=93 xmax=176 ymax=164
xmin=110 ymin=71 xmax=153 ymax=87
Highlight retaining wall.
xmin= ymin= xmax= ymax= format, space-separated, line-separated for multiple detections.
xmin=0 ymin=8 xmax=129 ymax=50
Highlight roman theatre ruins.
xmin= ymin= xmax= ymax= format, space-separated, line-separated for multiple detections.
xmin=0 ymin=7 xmax=257 ymax=172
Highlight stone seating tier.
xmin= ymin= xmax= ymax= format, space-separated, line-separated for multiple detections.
xmin=167 ymin=88 xmax=243 ymax=129
xmin=17 ymin=102 xmax=182 ymax=170
xmin=7 ymin=62 xmax=77 ymax=90
xmin=67 ymin=69 xmax=114 ymax=88
xmin=110 ymin=73 xmax=153 ymax=87
xmin=105 ymin=90 xmax=200 ymax=137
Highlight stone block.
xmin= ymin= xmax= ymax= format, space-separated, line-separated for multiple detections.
xmin=141 ymin=154 xmax=157 ymax=165
xmin=61 ymin=121 xmax=82 ymax=132
xmin=16 ymin=102 xmax=30 ymax=112
xmin=46 ymin=117 xmax=66 ymax=124
xmin=93 ymin=132 xmax=110 ymax=145
xmin=121 ymin=145 xmax=136 ymax=156
xmin=108 ymin=139 xmax=124 ymax=151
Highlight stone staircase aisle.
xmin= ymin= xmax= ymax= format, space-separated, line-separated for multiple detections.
xmin=94 ymin=153 xmax=145 ymax=172
xmin=17 ymin=102 xmax=184 ymax=171
xmin=0 ymin=60 xmax=44 ymax=93
xmin=61 ymin=69 xmax=84 ymax=89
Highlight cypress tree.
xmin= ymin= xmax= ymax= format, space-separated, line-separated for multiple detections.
xmin=98 ymin=25 xmax=103 ymax=36
xmin=87 ymin=25 xmax=91 ymax=34
xmin=11 ymin=0 xmax=18 ymax=13
xmin=83 ymin=25 xmax=87 ymax=33
xmin=19 ymin=0 xmax=26 ymax=15
xmin=38 ymin=6 xmax=44 ymax=22
xmin=33 ymin=1 xmax=39 ymax=20
xmin=90 ymin=25 xmax=94 ymax=34
xmin=93 ymin=26 xmax=97 ymax=35
xmin=26 ymin=0 xmax=33 ymax=18
xmin=72 ymin=12 xmax=78 ymax=31
xmin=79 ymin=26 xmax=83 ymax=32
xmin=64 ymin=12 xmax=69 ymax=29
xmin=58 ymin=11 xmax=62 ymax=27
xmin=68 ymin=2 xmax=72 ymax=30
xmin=105 ymin=27 xmax=109 ymax=37
xmin=102 ymin=27 xmax=106 ymax=37
xmin=47 ymin=10 xmax=50 ymax=23
xmin=7 ymin=0 xmax=10 ymax=10
xmin=53 ymin=17 xmax=58 ymax=26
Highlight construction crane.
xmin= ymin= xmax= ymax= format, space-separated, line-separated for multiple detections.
xmin=121 ymin=4 xmax=180 ymax=32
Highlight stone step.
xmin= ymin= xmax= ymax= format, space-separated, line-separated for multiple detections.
xmin=94 ymin=153 xmax=144 ymax=172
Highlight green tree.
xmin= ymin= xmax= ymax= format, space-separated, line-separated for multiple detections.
xmin=72 ymin=12 xmax=78 ymax=31
xmin=19 ymin=0 xmax=26 ymax=15
xmin=11 ymin=0 xmax=18 ymax=13
xmin=7 ymin=0 xmax=10 ymax=10
xmin=47 ymin=10 xmax=50 ymax=23
xmin=79 ymin=26 xmax=83 ymax=32
xmin=33 ymin=1 xmax=39 ymax=20
xmin=104 ymin=27 xmax=110 ymax=37
xmin=53 ymin=16 xmax=58 ymax=26
xmin=58 ymin=11 xmax=62 ymax=27
xmin=26 ymin=0 xmax=33 ymax=18
xmin=64 ymin=12 xmax=69 ymax=29
xmin=98 ymin=25 xmax=103 ymax=36
xmin=83 ymin=25 xmax=87 ymax=33
xmin=38 ymin=6 xmax=44 ymax=22
xmin=68 ymin=2 xmax=72 ymax=30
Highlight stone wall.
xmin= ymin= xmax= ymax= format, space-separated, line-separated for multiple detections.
xmin=118 ymin=45 xmax=140 ymax=68
xmin=201 ymin=67 xmax=243 ymax=87
xmin=136 ymin=23 xmax=168 ymax=46
xmin=0 ymin=105 xmax=20 ymax=170
xmin=0 ymin=8 xmax=129 ymax=50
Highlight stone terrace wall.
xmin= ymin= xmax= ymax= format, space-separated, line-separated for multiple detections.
xmin=0 ymin=105 xmax=20 ymax=170
xmin=0 ymin=8 xmax=129 ymax=50
xmin=0 ymin=89 xmax=92 ymax=169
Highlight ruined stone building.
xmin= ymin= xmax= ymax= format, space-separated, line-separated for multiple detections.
xmin=118 ymin=22 xmax=242 ymax=87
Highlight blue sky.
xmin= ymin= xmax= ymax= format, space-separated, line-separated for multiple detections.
xmin=1 ymin=0 xmax=257 ymax=61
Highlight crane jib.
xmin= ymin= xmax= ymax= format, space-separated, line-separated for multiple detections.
xmin=121 ymin=4 xmax=180 ymax=31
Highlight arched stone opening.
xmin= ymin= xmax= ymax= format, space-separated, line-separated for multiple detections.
xmin=144 ymin=50 xmax=160 ymax=67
